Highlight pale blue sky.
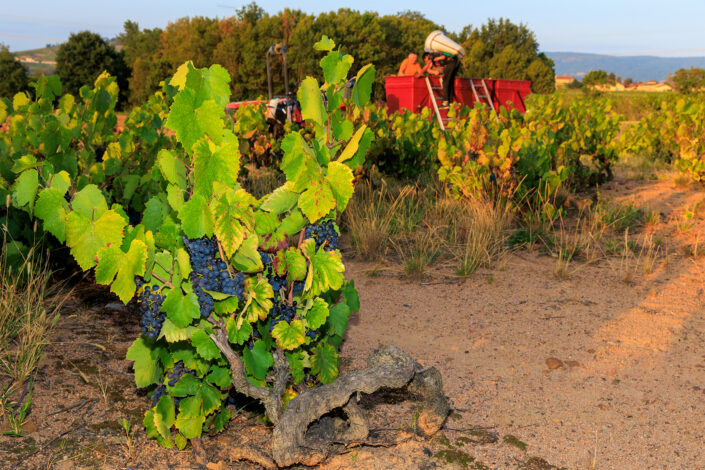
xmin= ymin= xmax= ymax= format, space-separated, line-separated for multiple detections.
xmin=2 ymin=0 xmax=705 ymax=57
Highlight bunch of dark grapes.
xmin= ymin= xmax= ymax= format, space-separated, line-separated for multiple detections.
xmin=137 ymin=285 xmax=166 ymax=340
xmin=268 ymin=273 xmax=287 ymax=300
xmin=269 ymin=300 xmax=297 ymax=331
xmin=167 ymin=361 xmax=195 ymax=386
xmin=305 ymin=220 xmax=339 ymax=251
xmin=184 ymin=236 xmax=245 ymax=318
xmin=151 ymin=384 xmax=167 ymax=407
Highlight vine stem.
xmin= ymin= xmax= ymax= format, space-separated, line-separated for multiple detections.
xmin=216 ymin=239 xmax=234 ymax=278
xmin=150 ymin=272 xmax=175 ymax=289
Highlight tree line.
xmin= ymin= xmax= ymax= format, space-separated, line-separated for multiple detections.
xmin=1 ymin=4 xmax=557 ymax=105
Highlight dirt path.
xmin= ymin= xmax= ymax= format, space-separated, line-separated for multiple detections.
xmin=337 ymin=175 xmax=705 ymax=469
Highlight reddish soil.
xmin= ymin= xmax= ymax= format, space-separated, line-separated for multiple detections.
xmin=1 ymin=173 xmax=703 ymax=469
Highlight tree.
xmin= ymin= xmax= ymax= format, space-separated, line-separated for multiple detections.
xmin=581 ymin=70 xmax=611 ymax=86
xmin=56 ymin=31 xmax=129 ymax=106
xmin=118 ymin=21 xmax=164 ymax=104
xmin=624 ymin=77 xmax=633 ymax=86
xmin=0 ymin=44 xmax=29 ymax=98
xmin=669 ymin=67 xmax=705 ymax=94
xmin=460 ymin=18 xmax=554 ymax=93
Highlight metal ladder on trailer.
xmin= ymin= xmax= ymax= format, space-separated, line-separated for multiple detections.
xmin=425 ymin=77 xmax=497 ymax=131
xmin=469 ymin=79 xmax=496 ymax=113
xmin=424 ymin=76 xmax=449 ymax=131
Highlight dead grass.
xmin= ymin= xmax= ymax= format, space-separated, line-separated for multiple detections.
xmin=0 ymin=240 xmax=69 ymax=434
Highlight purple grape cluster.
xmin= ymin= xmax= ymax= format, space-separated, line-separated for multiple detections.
xmin=137 ymin=285 xmax=166 ymax=340
xmin=184 ymin=236 xmax=245 ymax=318
xmin=167 ymin=361 xmax=195 ymax=386
xmin=269 ymin=300 xmax=297 ymax=332
xmin=305 ymin=220 xmax=339 ymax=251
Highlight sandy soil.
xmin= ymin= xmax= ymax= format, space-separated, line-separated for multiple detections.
xmin=1 ymin=174 xmax=703 ymax=470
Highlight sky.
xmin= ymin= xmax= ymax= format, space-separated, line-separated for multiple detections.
xmin=2 ymin=0 xmax=705 ymax=57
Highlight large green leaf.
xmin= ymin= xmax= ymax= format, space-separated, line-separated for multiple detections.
xmin=320 ymin=51 xmax=354 ymax=85
xmin=178 ymin=194 xmax=213 ymax=239
xmin=297 ymin=77 xmax=327 ymax=127
xmin=95 ymin=239 xmax=148 ymax=303
xmin=298 ymin=181 xmax=336 ymax=223
xmin=326 ymin=161 xmax=354 ymax=211
xmin=157 ymin=149 xmax=187 ymax=188
xmin=163 ymin=288 xmax=200 ymax=328
xmin=126 ymin=337 xmax=163 ymax=388
xmin=311 ymin=342 xmax=339 ymax=384
xmin=352 ymin=64 xmax=375 ymax=108
xmin=190 ymin=329 xmax=221 ymax=360
xmin=166 ymin=90 xmax=224 ymax=152
xmin=65 ymin=209 xmax=126 ymax=270
xmin=175 ymin=396 xmax=206 ymax=439
xmin=260 ymin=183 xmax=299 ymax=214
xmin=306 ymin=298 xmax=329 ymax=330
xmin=242 ymin=340 xmax=274 ymax=381
xmin=271 ymin=319 xmax=305 ymax=350
xmin=211 ymin=189 xmax=254 ymax=258
xmin=35 ymin=187 xmax=69 ymax=242
xmin=193 ymin=135 xmax=240 ymax=197
xmin=12 ymin=169 xmax=38 ymax=213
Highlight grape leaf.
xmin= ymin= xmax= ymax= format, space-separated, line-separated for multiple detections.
xmin=150 ymin=395 xmax=176 ymax=448
xmin=35 ymin=187 xmax=69 ymax=242
xmin=163 ymin=288 xmax=200 ymax=328
xmin=190 ymin=329 xmax=221 ymax=360
xmin=230 ymin=231 xmax=262 ymax=273
xmin=326 ymin=161 xmax=354 ymax=211
xmin=95 ymin=239 xmax=148 ymax=303
xmin=189 ymin=64 xmax=232 ymax=109
xmin=283 ymin=247 xmax=307 ymax=281
xmin=243 ymin=277 xmax=274 ymax=322
xmin=142 ymin=197 xmax=164 ymax=233
xmin=193 ymin=134 xmax=241 ymax=197
xmin=166 ymin=184 xmax=185 ymax=212
xmin=12 ymin=169 xmax=38 ymax=213
xmin=226 ymin=316 xmax=252 ymax=345
xmin=352 ymin=64 xmax=375 ymax=108
xmin=71 ymin=184 xmax=108 ymax=219
xmin=297 ymin=77 xmax=327 ymax=127
xmin=285 ymin=351 xmax=306 ymax=385
xmin=320 ymin=51 xmax=354 ymax=85
xmin=271 ymin=319 xmax=305 ymax=350
xmin=160 ymin=318 xmax=196 ymax=343
xmin=242 ymin=340 xmax=273 ymax=381
xmin=306 ymin=298 xmax=329 ymax=330
xmin=178 ymin=194 xmax=213 ymax=239
xmin=343 ymin=280 xmax=360 ymax=312
xmin=207 ymin=366 xmax=231 ymax=389
xmin=311 ymin=342 xmax=339 ymax=384
xmin=126 ymin=337 xmax=163 ymax=388
xmin=260 ymin=183 xmax=299 ymax=214
xmin=298 ymin=181 xmax=336 ymax=223
xmin=175 ymin=396 xmax=205 ymax=439
xmin=327 ymin=302 xmax=350 ymax=337
xmin=313 ymin=35 xmax=335 ymax=52
xmin=211 ymin=189 xmax=254 ymax=258
xmin=167 ymin=90 xmax=224 ymax=152
xmin=304 ymin=244 xmax=344 ymax=295
xmin=157 ymin=149 xmax=187 ymax=188
xmin=65 ymin=209 xmax=126 ymax=270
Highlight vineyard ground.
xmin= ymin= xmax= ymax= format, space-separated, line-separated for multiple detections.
xmin=1 ymin=172 xmax=704 ymax=469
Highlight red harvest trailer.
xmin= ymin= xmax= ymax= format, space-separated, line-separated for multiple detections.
xmin=385 ymin=75 xmax=532 ymax=115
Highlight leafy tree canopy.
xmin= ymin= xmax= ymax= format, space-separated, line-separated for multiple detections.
xmin=0 ymin=44 xmax=29 ymax=99
xmin=56 ymin=31 xmax=130 ymax=106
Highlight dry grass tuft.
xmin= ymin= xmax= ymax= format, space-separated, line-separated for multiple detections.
xmin=0 ymin=240 xmax=69 ymax=434
xmin=445 ymin=196 xmax=514 ymax=276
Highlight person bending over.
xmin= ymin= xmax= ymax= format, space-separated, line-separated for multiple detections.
xmin=437 ymin=53 xmax=460 ymax=107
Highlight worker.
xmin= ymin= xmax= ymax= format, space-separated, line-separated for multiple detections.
xmin=436 ymin=52 xmax=460 ymax=107
xmin=424 ymin=31 xmax=465 ymax=107
xmin=397 ymin=53 xmax=423 ymax=76
xmin=420 ymin=52 xmax=442 ymax=76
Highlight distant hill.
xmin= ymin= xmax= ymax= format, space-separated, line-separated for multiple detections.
xmin=546 ymin=52 xmax=705 ymax=82
xmin=13 ymin=45 xmax=60 ymax=75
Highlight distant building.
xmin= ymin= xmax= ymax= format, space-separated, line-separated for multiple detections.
xmin=555 ymin=75 xmax=576 ymax=87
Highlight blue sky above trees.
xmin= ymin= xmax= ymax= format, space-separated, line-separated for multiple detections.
xmin=2 ymin=0 xmax=705 ymax=56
